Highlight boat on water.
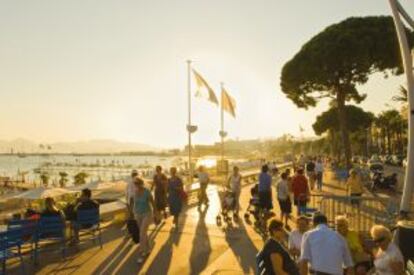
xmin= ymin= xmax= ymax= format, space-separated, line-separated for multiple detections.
xmin=17 ymin=153 xmax=27 ymax=158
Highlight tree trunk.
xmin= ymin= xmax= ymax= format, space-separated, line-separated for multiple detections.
xmin=336 ymin=91 xmax=352 ymax=168
xmin=386 ymin=129 xmax=392 ymax=155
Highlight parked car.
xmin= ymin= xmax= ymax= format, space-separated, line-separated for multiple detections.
xmin=383 ymin=155 xmax=393 ymax=165
xmin=351 ymin=156 xmax=360 ymax=163
xmin=367 ymin=155 xmax=384 ymax=170
xmin=391 ymin=155 xmax=404 ymax=166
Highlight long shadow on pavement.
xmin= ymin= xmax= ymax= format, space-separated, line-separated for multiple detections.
xmin=224 ymin=220 xmax=258 ymax=274
xmin=123 ymin=213 xmax=188 ymax=274
xmin=189 ymin=206 xmax=211 ymax=275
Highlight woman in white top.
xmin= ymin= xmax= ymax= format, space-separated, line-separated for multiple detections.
xmin=228 ymin=166 xmax=242 ymax=217
xmin=371 ymin=225 xmax=404 ymax=275
xmin=277 ymin=172 xmax=291 ymax=226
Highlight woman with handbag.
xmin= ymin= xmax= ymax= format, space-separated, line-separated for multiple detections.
xmin=133 ymin=177 xmax=157 ymax=264
xmin=167 ymin=167 xmax=184 ymax=227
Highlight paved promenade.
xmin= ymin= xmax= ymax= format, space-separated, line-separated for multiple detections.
xmin=5 ymin=169 xmax=396 ymax=275
xmin=8 ymin=182 xmax=264 ymax=275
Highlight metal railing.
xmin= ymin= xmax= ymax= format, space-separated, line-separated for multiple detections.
xmin=308 ymin=194 xmax=399 ymax=232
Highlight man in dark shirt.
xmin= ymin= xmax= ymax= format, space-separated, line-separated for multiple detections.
xmin=305 ymin=158 xmax=316 ymax=190
xmin=73 ymin=188 xmax=99 ymax=242
xmin=75 ymin=188 xmax=99 ymax=211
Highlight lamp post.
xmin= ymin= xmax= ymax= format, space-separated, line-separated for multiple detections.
xmin=389 ymin=0 xmax=414 ymax=214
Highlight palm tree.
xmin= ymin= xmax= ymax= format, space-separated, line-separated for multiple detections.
xmin=40 ymin=172 xmax=50 ymax=187
xmin=58 ymin=172 xmax=68 ymax=188
xmin=392 ymin=86 xmax=408 ymax=103
xmin=74 ymin=172 xmax=88 ymax=186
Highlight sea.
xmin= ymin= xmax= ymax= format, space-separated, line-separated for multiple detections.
xmin=0 ymin=155 xmax=180 ymax=185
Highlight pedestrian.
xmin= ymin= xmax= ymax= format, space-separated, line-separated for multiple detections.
xmin=291 ymin=169 xmax=310 ymax=215
xmin=315 ymin=158 xmax=324 ymax=191
xmin=257 ymin=218 xmax=300 ymax=275
xmin=370 ymin=225 xmax=404 ymax=275
xmin=346 ymin=169 xmax=363 ymax=206
xmin=197 ymin=165 xmax=210 ymax=207
xmin=335 ymin=215 xmax=371 ymax=274
xmin=276 ymin=172 xmax=291 ymax=227
xmin=168 ymin=167 xmax=184 ymax=227
xmin=133 ymin=177 xmax=156 ymax=264
xmin=258 ymin=164 xmax=273 ymax=211
xmin=305 ymin=158 xmax=316 ymax=190
xmin=73 ymin=188 xmax=99 ymax=243
xmin=41 ymin=197 xmax=65 ymax=219
xmin=227 ymin=166 xmax=242 ymax=218
xmin=152 ymin=165 xmax=168 ymax=219
xmin=288 ymin=216 xmax=309 ymax=260
xmin=126 ymin=170 xmax=139 ymax=214
xmin=297 ymin=154 xmax=306 ymax=169
xmin=300 ymin=214 xmax=354 ymax=275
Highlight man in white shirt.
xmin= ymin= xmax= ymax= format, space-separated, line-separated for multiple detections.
xmin=315 ymin=158 xmax=324 ymax=191
xmin=125 ymin=170 xmax=138 ymax=213
xmin=288 ymin=216 xmax=310 ymax=259
xmin=300 ymin=214 xmax=353 ymax=275
xmin=197 ymin=166 xmax=210 ymax=207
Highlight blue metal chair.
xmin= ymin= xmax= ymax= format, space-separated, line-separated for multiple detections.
xmin=0 ymin=228 xmax=25 ymax=274
xmin=33 ymin=216 xmax=66 ymax=265
xmin=7 ymin=219 xmax=38 ymax=250
xmin=75 ymin=208 xmax=102 ymax=248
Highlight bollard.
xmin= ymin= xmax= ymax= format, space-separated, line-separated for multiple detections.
xmin=394 ymin=220 xmax=414 ymax=263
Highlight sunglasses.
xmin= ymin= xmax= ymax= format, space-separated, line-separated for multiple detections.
xmin=373 ymin=237 xmax=386 ymax=244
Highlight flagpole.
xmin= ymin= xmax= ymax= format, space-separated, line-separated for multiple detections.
xmin=220 ymin=83 xmax=225 ymax=162
xmin=187 ymin=60 xmax=194 ymax=185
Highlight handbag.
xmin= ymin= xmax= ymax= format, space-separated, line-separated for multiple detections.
xmin=126 ymin=218 xmax=140 ymax=244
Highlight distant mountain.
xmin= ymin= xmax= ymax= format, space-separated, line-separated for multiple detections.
xmin=0 ymin=138 xmax=159 ymax=154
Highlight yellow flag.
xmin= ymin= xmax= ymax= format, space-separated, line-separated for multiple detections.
xmin=192 ymin=69 xmax=219 ymax=106
xmin=221 ymin=87 xmax=236 ymax=118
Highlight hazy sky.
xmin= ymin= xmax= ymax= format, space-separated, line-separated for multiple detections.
xmin=1 ymin=0 xmax=413 ymax=148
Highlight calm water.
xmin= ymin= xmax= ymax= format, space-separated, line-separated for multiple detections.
xmin=0 ymin=155 xmax=179 ymax=184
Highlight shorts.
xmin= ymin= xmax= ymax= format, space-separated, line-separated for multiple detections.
xmin=278 ymin=198 xmax=292 ymax=214
xmin=259 ymin=191 xmax=273 ymax=210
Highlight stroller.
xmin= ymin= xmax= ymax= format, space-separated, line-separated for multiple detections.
xmin=244 ymin=184 xmax=273 ymax=233
xmin=216 ymin=187 xmax=237 ymax=226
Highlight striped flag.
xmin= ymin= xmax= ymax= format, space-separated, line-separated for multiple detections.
xmin=192 ymin=69 xmax=219 ymax=106
xmin=221 ymin=87 xmax=236 ymax=118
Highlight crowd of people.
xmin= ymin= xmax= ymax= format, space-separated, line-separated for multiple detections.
xmin=122 ymin=156 xmax=405 ymax=273
xmin=259 ymin=215 xmax=405 ymax=275
xmin=3 ymin=154 xmax=407 ymax=274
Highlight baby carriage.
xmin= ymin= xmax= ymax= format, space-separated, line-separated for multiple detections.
xmin=244 ymin=184 xmax=273 ymax=232
xmin=216 ymin=187 xmax=237 ymax=226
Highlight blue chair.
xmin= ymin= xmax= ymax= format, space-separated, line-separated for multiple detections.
xmin=75 ymin=208 xmax=102 ymax=248
xmin=33 ymin=216 xmax=66 ymax=265
xmin=7 ymin=219 xmax=38 ymax=249
xmin=0 ymin=229 xmax=25 ymax=274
